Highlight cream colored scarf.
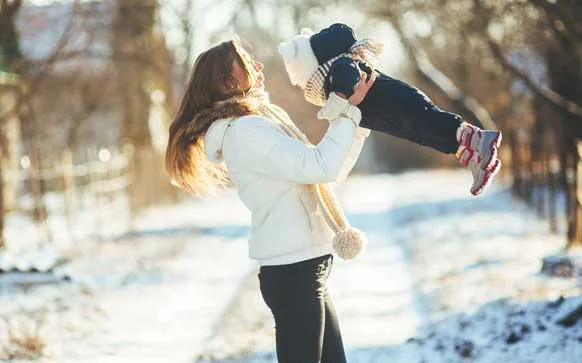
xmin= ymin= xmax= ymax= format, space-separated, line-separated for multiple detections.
xmin=214 ymin=89 xmax=366 ymax=259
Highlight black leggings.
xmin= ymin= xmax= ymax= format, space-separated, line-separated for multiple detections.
xmin=258 ymin=254 xmax=346 ymax=363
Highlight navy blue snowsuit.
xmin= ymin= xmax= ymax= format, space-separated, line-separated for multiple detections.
xmin=312 ymin=24 xmax=462 ymax=155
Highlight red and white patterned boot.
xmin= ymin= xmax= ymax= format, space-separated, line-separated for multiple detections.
xmin=457 ymin=122 xmax=502 ymax=173
xmin=457 ymin=146 xmax=501 ymax=196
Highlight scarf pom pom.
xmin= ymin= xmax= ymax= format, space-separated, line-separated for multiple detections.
xmin=333 ymin=227 xmax=367 ymax=260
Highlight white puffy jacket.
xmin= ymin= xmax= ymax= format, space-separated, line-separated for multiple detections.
xmin=204 ymin=93 xmax=370 ymax=266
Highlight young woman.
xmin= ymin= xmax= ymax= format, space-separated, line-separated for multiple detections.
xmin=165 ymin=38 xmax=375 ymax=362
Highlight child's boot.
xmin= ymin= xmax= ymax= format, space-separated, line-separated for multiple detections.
xmin=457 ymin=122 xmax=502 ymax=172
xmin=457 ymin=146 xmax=501 ymax=196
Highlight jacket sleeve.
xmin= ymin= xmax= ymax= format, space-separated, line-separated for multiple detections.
xmin=336 ymin=127 xmax=371 ymax=183
xmin=224 ymin=96 xmax=362 ymax=184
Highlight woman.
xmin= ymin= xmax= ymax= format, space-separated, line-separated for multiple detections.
xmin=165 ymin=38 xmax=375 ymax=362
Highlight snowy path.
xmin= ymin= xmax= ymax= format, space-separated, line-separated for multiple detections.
xmin=1 ymin=189 xmax=257 ymax=363
xmin=72 ymin=191 xmax=257 ymax=363
xmin=332 ymin=173 xmax=431 ymax=347
xmin=196 ymin=174 xmax=428 ymax=360
xmin=197 ymin=172 xmax=487 ymax=360
xmin=68 ymin=235 xmax=253 ymax=363
xmin=2 ymin=170 xmax=581 ymax=363
xmin=195 ymin=171 xmax=581 ymax=362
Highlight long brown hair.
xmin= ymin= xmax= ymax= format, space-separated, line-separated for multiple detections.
xmin=165 ymin=39 xmax=254 ymax=195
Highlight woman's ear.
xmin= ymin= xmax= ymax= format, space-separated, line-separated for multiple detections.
xmin=219 ymin=73 xmax=235 ymax=90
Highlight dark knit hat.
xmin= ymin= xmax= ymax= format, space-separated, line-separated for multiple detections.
xmin=309 ymin=23 xmax=357 ymax=65
xmin=278 ymin=23 xmax=383 ymax=90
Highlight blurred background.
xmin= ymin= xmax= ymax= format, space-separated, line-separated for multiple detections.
xmin=2 ymin=0 xmax=582 ymax=248
xmin=0 ymin=0 xmax=581 ymax=362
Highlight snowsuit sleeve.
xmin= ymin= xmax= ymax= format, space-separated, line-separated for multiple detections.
xmin=325 ymin=57 xmax=362 ymax=100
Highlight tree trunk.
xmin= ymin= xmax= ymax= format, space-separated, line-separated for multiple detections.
xmin=1 ymin=0 xmax=47 ymax=223
xmin=509 ymin=126 xmax=524 ymax=198
xmin=18 ymin=101 xmax=48 ymax=223
xmin=564 ymin=138 xmax=577 ymax=245
xmin=112 ymin=0 xmax=156 ymax=211
xmin=0 ymin=0 xmax=24 ymax=249
xmin=568 ymin=140 xmax=582 ymax=248
xmin=548 ymin=151 xmax=558 ymax=233
xmin=182 ymin=0 xmax=194 ymax=78
xmin=111 ymin=0 xmax=178 ymax=212
xmin=0 ymin=0 xmax=23 ymax=73
xmin=544 ymin=4 xmax=582 ymax=246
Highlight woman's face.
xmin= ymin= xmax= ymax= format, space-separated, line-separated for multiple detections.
xmin=231 ymin=50 xmax=264 ymax=91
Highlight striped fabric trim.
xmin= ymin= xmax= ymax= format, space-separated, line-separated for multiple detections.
xmin=304 ymin=54 xmax=348 ymax=106
xmin=303 ymin=38 xmax=384 ymax=107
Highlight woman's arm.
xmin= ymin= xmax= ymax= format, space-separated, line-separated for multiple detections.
xmin=224 ymin=96 xmax=362 ymax=184
xmin=318 ymin=74 xmax=376 ymax=183
xmin=336 ymin=127 xmax=371 ymax=183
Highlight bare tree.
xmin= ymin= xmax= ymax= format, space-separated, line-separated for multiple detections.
xmin=0 ymin=0 xmax=23 ymax=249
xmin=366 ymin=0 xmax=582 ymax=248
xmin=111 ymin=0 xmax=177 ymax=210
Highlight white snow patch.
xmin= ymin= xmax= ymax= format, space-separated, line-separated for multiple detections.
xmin=2 ymin=170 xmax=581 ymax=363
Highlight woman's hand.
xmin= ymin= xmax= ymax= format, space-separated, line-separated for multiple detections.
xmin=335 ymin=71 xmax=377 ymax=106
xmin=348 ymin=70 xmax=376 ymax=105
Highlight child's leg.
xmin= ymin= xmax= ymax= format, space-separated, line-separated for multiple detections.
xmin=358 ymin=78 xmax=463 ymax=154
xmin=399 ymin=105 xmax=463 ymax=155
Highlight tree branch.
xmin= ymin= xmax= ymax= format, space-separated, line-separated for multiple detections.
xmin=528 ymin=0 xmax=582 ymax=40
xmin=3 ymin=0 xmax=22 ymax=18
xmin=382 ymin=9 xmax=498 ymax=130
xmin=486 ymin=36 xmax=582 ymax=117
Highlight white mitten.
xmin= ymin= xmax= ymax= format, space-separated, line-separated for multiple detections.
xmin=317 ymin=92 xmax=362 ymax=126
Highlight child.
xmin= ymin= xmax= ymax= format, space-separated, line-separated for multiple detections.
xmin=278 ymin=23 xmax=502 ymax=195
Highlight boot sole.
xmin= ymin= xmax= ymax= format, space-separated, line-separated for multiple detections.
xmin=481 ymin=131 xmax=502 ymax=172
xmin=471 ymin=159 xmax=501 ymax=196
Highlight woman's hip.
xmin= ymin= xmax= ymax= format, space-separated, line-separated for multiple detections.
xmin=258 ymin=254 xmax=333 ymax=309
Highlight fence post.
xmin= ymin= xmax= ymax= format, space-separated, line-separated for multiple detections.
xmin=521 ymin=130 xmax=533 ymax=204
xmin=86 ymin=148 xmax=98 ymax=239
xmin=62 ymin=148 xmax=76 ymax=237
xmin=534 ymin=157 xmax=548 ymax=218
xmin=509 ymin=126 xmax=521 ymax=197
xmin=532 ymin=121 xmax=545 ymax=218
xmin=122 ymin=142 xmax=135 ymax=226
xmin=548 ymin=154 xmax=559 ymax=233
xmin=0 ymin=152 xmax=4 ymax=250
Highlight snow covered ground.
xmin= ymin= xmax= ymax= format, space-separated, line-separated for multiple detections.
xmin=1 ymin=170 xmax=581 ymax=362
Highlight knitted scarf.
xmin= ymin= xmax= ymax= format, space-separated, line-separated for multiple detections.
xmin=204 ymin=88 xmax=366 ymax=260
xmin=304 ymin=38 xmax=384 ymax=107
